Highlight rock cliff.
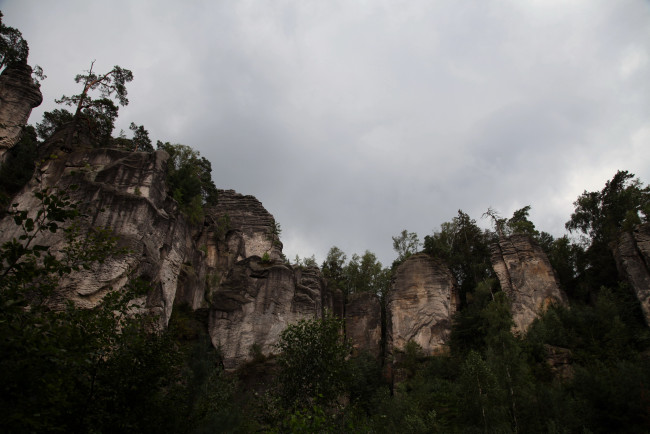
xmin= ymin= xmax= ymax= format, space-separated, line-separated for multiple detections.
xmin=0 ymin=140 xmax=340 ymax=368
xmin=209 ymin=262 xmax=329 ymax=369
xmin=0 ymin=62 xmax=42 ymax=161
xmin=0 ymin=147 xmax=193 ymax=325
xmin=611 ymin=223 xmax=650 ymax=326
xmin=490 ymin=234 xmax=567 ymax=332
xmin=386 ymin=253 xmax=459 ymax=357
xmin=345 ymin=291 xmax=382 ymax=358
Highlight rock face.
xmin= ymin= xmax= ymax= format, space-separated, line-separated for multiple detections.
xmin=208 ymin=189 xmax=283 ymax=263
xmin=209 ymin=262 xmax=329 ymax=369
xmin=199 ymin=189 xmax=336 ymax=369
xmin=612 ymin=223 xmax=650 ymax=326
xmin=0 ymin=62 xmax=43 ymax=161
xmin=0 ymin=148 xmax=194 ymax=325
xmin=387 ymin=253 xmax=459 ymax=357
xmin=490 ymin=234 xmax=567 ymax=332
xmin=346 ymin=291 xmax=382 ymax=358
xmin=0 ymin=140 xmax=336 ymax=369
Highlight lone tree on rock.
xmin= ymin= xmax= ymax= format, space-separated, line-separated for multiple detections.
xmin=55 ymin=60 xmax=133 ymax=147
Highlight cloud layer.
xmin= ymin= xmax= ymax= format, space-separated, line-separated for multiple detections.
xmin=4 ymin=0 xmax=650 ymax=265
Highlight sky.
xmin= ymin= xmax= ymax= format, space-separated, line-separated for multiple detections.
xmin=2 ymin=0 xmax=649 ymax=266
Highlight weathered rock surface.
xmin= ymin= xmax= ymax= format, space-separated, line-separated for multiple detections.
xmin=0 ymin=147 xmax=195 ymax=325
xmin=346 ymin=291 xmax=382 ymax=358
xmin=612 ymin=223 xmax=650 ymax=326
xmin=208 ymin=262 xmax=328 ymax=369
xmin=387 ymin=253 xmax=459 ymax=357
xmin=0 ymin=62 xmax=42 ymax=161
xmin=490 ymin=234 xmax=567 ymax=332
xmin=208 ymin=189 xmax=283 ymax=262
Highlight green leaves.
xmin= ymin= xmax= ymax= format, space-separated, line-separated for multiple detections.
xmin=157 ymin=141 xmax=219 ymax=223
xmin=392 ymin=229 xmax=421 ymax=263
xmin=0 ymin=12 xmax=29 ymax=70
xmin=53 ymin=61 xmax=133 ymax=146
xmin=566 ymin=170 xmax=650 ymax=243
xmin=276 ymin=313 xmax=351 ymax=409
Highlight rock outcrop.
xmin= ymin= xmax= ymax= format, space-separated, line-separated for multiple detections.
xmin=612 ymin=223 xmax=650 ymax=326
xmin=490 ymin=234 xmax=567 ymax=332
xmin=0 ymin=62 xmax=42 ymax=161
xmin=387 ymin=253 xmax=459 ymax=357
xmin=345 ymin=291 xmax=382 ymax=358
xmin=198 ymin=189 xmax=337 ymax=369
xmin=208 ymin=189 xmax=283 ymax=262
xmin=208 ymin=262 xmax=329 ymax=369
xmin=0 ymin=148 xmax=194 ymax=325
xmin=0 ymin=140 xmax=338 ymax=369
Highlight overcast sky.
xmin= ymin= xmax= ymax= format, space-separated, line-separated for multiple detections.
xmin=2 ymin=0 xmax=649 ymax=266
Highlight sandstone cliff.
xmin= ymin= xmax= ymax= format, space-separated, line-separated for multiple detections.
xmin=0 ymin=139 xmax=341 ymax=368
xmin=0 ymin=62 xmax=42 ymax=161
xmin=0 ymin=147 xmax=194 ymax=325
xmin=209 ymin=262 xmax=330 ymax=369
xmin=345 ymin=291 xmax=382 ymax=358
xmin=612 ymin=223 xmax=650 ymax=326
xmin=490 ymin=234 xmax=567 ymax=332
xmin=386 ymin=253 xmax=459 ymax=357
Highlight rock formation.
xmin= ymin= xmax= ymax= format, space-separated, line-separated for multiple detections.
xmin=0 ymin=61 xmax=42 ymax=161
xmin=345 ymin=291 xmax=382 ymax=358
xmin=0 ymin=147 xmax=194 ymax=325
xmin=490 ymin=234 xmax=567 ymax=332
xmin=208 ymin=262 xmax=330 ymax=369
xmin=208 ymin=189 xmax=284 ymax=264
xmin=611 ymin=223 xmax=650 ymax=326
xmin=386 ymin=253 xmax=459 ymax=357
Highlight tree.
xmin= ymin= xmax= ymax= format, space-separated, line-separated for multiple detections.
xmin=392 ymin=229 xmax=420 ymax=264
xmin=276 ymin=313 xmax=351 ymax=409
xmin=35 ymin=108 xmax=74 ymax=140
xmin=0 ymin=183 xmax=159 ymax=431
xmin=0 ymin=175 xmax=238 ymax=432
xmin=424 ymin=210 xmax=494 ymax=304
xmin=129 ymin=122 xmax=153 ymax=152
xmin=55 ymin=61 xmax=133 ymax=146
xmin=0 ymin=12 xmax=44 ymax=84
xmin=344 ymin=250 xmax=387 ymax=296
xmin=156 ymin=142 xmax=218 ymax=223
xmin=566 ymin=170 xmax=650 ymax=293
xmin=566 ymin=170 xmax=650 ymax=243
xmin=506 ymin=205 xmax=539 ymax=238
xmin=321 ymin=246 xmax=347 ymax=290
xmin=0 ymin=12 xmax=28 ymax=71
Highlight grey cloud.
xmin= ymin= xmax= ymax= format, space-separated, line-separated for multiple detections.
xmin=2 ymin=0 xmax=649 ymax=265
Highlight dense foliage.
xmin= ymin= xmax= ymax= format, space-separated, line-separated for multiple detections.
xmin=0 ymin=180 xmax=243 ymax=433
xmin=0 ymin=11 xmax=28 ymax=70
xmin=156 ymin=141 xmax=219 ymax=223
xmin=276 ymin=313 xmax=351 ymax=409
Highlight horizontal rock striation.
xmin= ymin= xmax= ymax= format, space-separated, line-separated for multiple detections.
xmin=0 ymin=61 xmax=43 ymax=161
xmin=612 ymin=223 xmax=650 ymax=326
xmin=387 ymin=253 xmax=459 ymax=357
xmin=207 ymin=189 xmax=283 ymax=262
xmin=490 ymin=234 xmax=567 ymax=332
